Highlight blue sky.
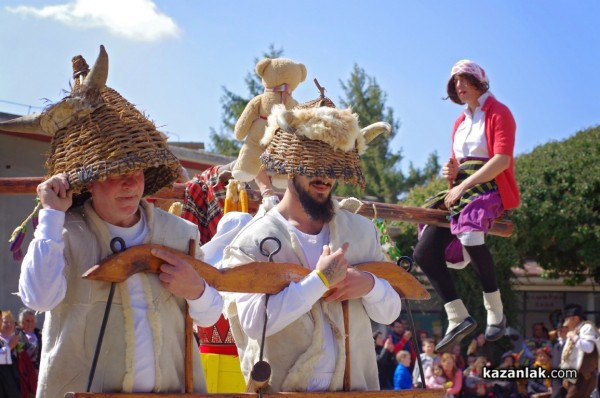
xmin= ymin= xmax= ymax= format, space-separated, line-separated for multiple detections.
xmin=1 ymin=0 xmax=599 ymax=173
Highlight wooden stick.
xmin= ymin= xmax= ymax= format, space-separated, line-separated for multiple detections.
xmin=184 ymin=240 xmax=195 ymax=393
xmin=342 ymin=301 xmax=350 ymax=391
xmin=0 ymin=177 xmax=513 ymax=237
xmin=245 ymin=360 xmax=271 ymax=393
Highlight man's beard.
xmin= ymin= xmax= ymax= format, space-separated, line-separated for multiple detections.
xmin=293 ymin=177 xmax=335 ymax=223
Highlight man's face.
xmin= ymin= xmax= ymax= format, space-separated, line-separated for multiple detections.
xmin=291 ymin=175 xmax=335 ymax=222
xmin=88 ymin=170 xmax=145 ymax=227
xmin=392 ymin=321 xmax=404 ymax=336
xmin=562 ymin=315 xmax=580 ymax=331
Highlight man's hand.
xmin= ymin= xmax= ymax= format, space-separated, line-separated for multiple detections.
xmin=37 ymin=173 xmax=73 ymax=212
xmin=324 ymin=267 xmax=375 ymax=302
xmin=316 ymin=242 xmax=349 ymax=287
xmin=151 ymin=248 xmax=206 ymax=300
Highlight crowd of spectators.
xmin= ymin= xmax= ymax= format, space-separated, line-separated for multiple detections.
xmin=374 ymin=316 xmax=600 ymax=398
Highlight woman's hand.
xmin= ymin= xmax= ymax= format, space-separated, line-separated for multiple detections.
xmin=442 ymin=158 xmax=459 ymax=183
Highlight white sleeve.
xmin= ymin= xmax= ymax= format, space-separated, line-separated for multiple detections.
xmin=361 ymin=274 xmax=402 ymax=325
xmin=19 ymin=209 xmax=68 ymax=312
xmin=576 ymin=325 xmax=597 ymax=353
xmin=186 ymin=284 xmax=224 ymax=327
xmin=235 ymin=271 xmax=328 ymax=340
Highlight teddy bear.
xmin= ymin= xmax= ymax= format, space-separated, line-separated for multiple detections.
xmin=232 ymin=57 xmax=307 ymax=183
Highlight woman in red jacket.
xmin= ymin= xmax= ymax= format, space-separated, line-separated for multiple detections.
xmin=414 ymin=60 xmax=520 ymax=353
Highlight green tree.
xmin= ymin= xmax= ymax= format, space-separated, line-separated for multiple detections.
xmin=208 ymin=45 xmax=284 ymax=155
xmin=512 ymin=126 xmax=600 ymax=284
xmin=335 ymin=65 xmax=439 ymax=202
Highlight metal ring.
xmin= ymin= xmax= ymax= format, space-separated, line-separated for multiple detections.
xmin=109 ymin=237 xmax=126 ymax=254
xmin=259 ymin=237 xmax=281 ymax=262
xmin=397 ymin=255 xmax=414 ymax=273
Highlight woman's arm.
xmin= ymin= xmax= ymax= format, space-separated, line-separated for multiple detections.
xmin=445 ymin=153 xmax=510 ymax=207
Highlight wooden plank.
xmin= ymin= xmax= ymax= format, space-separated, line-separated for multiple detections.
xmin=65 ymin=389 xmax=445 ymax=398
xmin=0 ymin=177 xmax=513 ymax=237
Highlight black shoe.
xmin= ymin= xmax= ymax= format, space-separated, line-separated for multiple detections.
xmin=435 ymin=316 xmax=477 ymax=353
xmin=485 ymin=315 xmax=506 ymax=341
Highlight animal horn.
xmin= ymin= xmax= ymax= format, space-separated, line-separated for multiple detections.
xmin=0 ymin=113 xmax=45 ymax=135
xmin=82 ymin=45 xmax=109 ymax=90
xmin=361 ymin=122 xmax=391 ymax=144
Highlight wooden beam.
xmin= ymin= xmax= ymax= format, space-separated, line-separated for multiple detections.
xmin=65 ymin=389 xmax=445 ymax=398
xmin=0 ymin=177 xmax=513 ymax=237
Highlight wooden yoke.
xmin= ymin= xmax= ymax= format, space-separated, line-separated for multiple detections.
xmin=83 ymin=244 xmax=430 ymax=300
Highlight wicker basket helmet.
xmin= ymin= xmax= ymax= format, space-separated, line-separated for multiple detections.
xmin=260 ymin=88 xmax=367 ymax=188
xmin=0 ymin=45 xmax=181 ymax=205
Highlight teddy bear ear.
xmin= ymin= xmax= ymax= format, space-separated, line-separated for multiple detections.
xmin=299 ymin=63 xmax=307 ymax=82
xmin=256 ymin=58 xmax=271 ymax=77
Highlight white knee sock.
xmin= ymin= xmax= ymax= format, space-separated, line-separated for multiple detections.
xmin=483 ymin=290 xmax=503 ymax=325
xmin=444 ymin=299 xmax=470 ymax=332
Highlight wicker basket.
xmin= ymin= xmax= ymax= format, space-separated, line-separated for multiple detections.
xmin=44 ymin=49 xmax=180 ymax=205
xmin=260 ymin=128 xmax=364 ymax=187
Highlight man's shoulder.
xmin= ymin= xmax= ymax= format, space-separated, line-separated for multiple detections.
xmin=334 ymin=207 xmax=377 ymax=231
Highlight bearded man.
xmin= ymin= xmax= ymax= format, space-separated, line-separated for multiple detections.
xmin=220 ymin=101 xmax=402 ymax=392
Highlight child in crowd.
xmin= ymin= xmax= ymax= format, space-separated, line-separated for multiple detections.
xmin=425 ymin=360 xmax=448 ymax=389
xmin=413 ymin=337 xmax=437 ymax=387
xmin=394 ymin=350 xmax=413 ymax=390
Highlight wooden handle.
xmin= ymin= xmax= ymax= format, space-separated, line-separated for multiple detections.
xmin=82 ymin=244 xmax=430 ymax=300
xmin=245 ymin=360 xmax=271 ymax=393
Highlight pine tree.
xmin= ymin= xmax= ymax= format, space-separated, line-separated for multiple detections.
xmin=336 ymin=64 xmax=439 ymax=202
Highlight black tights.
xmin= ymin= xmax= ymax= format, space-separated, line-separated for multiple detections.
xmin=413 ymin=225 xmax=498 ymax=303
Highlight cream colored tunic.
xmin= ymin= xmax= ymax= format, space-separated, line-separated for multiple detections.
xmin=35 ymin=201 xmax=208 ymax=398
xmin=221 ymin=205 xmax=401 ymax=392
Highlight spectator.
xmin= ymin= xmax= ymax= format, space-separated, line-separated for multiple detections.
xmin=16 ymin=309 xmax=41 ymax=371
xmin=0 ymin=310 xmax=20 ymax=398
xmin=374 ymin=332 xmax=396 ymax=390
xmin=463 ymin=356 xmax=494 ymax=397
xmin=389 ymin=319 xmax=417 ymax=370
xmin=525 ymin=322 xmax=552 ymax=353
xmin=451 ymin=343 xmax=467 ymax=370
xmin=467 ymin=332 xmax=498 ymax=366
xmin=425 ymin=360 xmax=448 ymax=389
xmin=393 ymin=350 xmax=413 ymax=390
xmin=527 ymin=347 xmax=552 ymax=396
xmin=413 ymin=337 xmax=437 ymax=387
xmin=492 ymin=352 xmax=519 ymax=398
xmin=441 ymin=352 xmax=463 ymax=398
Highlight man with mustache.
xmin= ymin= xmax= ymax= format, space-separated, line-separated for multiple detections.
xmin=220 ymin=102 xmax=402 ymax=392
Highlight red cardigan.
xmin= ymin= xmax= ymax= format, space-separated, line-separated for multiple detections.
xmin=451 ymin=95 xmax=520 ymax=210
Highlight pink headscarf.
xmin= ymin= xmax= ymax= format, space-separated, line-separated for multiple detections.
xmin=450 ymin=59 xmax=489 ymax=85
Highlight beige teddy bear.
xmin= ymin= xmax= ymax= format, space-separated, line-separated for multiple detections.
xmin=232 ymin=57 xmax=307 ymax=183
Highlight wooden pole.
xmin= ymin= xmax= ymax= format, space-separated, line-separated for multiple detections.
xmin=0 ymin=177 xmax=513 ymax=237
xmin=342 ymin=301 xmax=350 ymax=391
xmin=185 ymin=240 xmax=196 ymax=393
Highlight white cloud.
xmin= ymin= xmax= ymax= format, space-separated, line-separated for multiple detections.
xmin=6 ymin=0 xmax=181 ymax=42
